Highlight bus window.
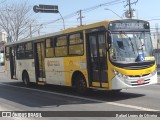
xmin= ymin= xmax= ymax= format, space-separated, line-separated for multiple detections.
xmin=17 ymin=44 xmax=25 ymax=59
xmin=25 ymin=42 xmax=33 ymax=59
xmin=55 ymin=36 xmax=67 ymax=57
xmin=69 ymin=33 xmax=83 ymax=55
xmin=46 ymin=38 xmax=54 ymax=58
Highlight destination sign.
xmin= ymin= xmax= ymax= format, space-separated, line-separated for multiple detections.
xmin=109 ymin=20 xmax=150 ymax=31
xmin=114 ymin=23 xmax=144 ymax=29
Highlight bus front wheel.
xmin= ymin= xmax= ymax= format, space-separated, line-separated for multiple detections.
xmin=22 ymin=72 xmax=30 ymax=87
xmin=75 ymin=75 xmax=87 ymax=95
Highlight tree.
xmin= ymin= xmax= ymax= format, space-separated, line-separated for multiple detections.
xmin=0 ymin=1 xmax=40 ymax=42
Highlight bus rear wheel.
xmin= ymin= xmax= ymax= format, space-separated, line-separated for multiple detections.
xmin=22 ymin=72 xmax=30 ymax=87
xmin=75 ymin=75 xmax=87 ymax=95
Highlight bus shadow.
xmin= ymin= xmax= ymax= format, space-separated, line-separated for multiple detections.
xmin=0 ymin=81 xmax=145 ymax=108
xmin=87 ymin=89 xmax=145 ymax=102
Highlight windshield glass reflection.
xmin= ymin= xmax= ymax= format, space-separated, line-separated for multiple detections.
xmin=109 ymin=32 xmax=153 ymax=63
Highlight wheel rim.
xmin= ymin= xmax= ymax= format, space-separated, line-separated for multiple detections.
xmin=76 ymin=77 xmax=87 ymax=94
xmin=79 ymin=79 xmax=86 ymax=89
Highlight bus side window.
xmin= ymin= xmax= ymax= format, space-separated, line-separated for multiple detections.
xmin=69 ymin=33 xmax=83 ymax=55
xmin=45 ymin=38 xmax=54 ymax=58
xmin=55 ymin=36 xmax=67 ymax=57
xmin=25 ymin=42 xmax=33 ymax=59
xmin=17 ymin=44 xmax=25 ymax=59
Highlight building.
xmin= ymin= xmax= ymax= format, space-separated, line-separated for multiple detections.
xmin=0 ymin=32 xmax=7 ymax=52
xmin=151 ymin=33 xmax=157 ymax=49
xmin=0 ymin=32 xmax=7 ymax=42
xmin=151 ymin=32 xmax=160 ymax=74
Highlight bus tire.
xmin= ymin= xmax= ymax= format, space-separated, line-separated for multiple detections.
xmin=75 ymin=74 xmax=87 ymax=95
xmin=22 ymin=72 xmax=30 ymax=87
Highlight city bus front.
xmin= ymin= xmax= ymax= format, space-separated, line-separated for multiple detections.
xmin=108 ymin=19 xmax=157 ymax=90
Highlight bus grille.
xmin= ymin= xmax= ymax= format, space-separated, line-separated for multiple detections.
xmin=129 ymin=79 xmax=150 ymax=86
xmin=123 ymin=64 xmax=153 ymax=70
xmin=128 ymin=73 xmax=150 ymax=78
xmin=112 ymin=61 xmax=155 ymax=70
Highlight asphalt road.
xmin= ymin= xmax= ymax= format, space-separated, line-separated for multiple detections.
xmin=0 ymin=66 xmax=160 ymax=120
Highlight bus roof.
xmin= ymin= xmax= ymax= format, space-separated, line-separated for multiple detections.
xmin=5 ymin=20 xmax=112 ymax=46
xmin=5 ymin=19 xmax=147 ymax=46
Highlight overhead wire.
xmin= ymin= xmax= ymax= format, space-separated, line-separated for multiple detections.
xmin=82 ymin=0 xmax=124 ymax=14
xmin=37 ymin=0 xmax=124 ymax=27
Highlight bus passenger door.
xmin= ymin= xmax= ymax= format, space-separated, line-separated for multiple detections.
xmin=34 ymin=42 xmax=46 ymax=84
xmin=9 ymin=46 xmax=16 ymax=79
xmin=87 ymin=32 xmax=108 ymax=87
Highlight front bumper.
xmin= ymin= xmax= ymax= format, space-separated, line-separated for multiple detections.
xmin=111 ymin=72 xmax=157 ymax=90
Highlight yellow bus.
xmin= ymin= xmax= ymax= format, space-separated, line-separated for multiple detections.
xmin=5 ymin=19 xmax=157 ymax=94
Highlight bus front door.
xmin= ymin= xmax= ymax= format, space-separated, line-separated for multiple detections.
xmin=87 ymin=32 xmax=108 ymax=87
xmin=10 ymin=47 xmax=16 ymax=79
xmin=34 ymin=42 xmax=46 ymax=84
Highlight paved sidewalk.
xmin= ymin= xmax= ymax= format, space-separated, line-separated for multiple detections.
xmin=158 ymin=75 xmax=160 ymax=83
xmin=0 ymin=65 xmax=4 ymax=73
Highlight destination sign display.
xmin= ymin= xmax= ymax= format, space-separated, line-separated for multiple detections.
xmin=109 ymin=20 xmax=150 ymax=31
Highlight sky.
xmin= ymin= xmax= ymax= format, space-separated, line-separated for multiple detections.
xmin=2 ymin=0 xmax=160 ymax=35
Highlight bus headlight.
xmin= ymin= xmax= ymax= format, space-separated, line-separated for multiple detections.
xmin=151 ymin=69 xmax=157 ymax=76
xmin=113 ymin=69 xmax=128 ymax=80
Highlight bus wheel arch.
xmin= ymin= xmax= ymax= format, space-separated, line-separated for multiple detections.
xmin=22 ymin=70 xmax=30 ymax=87
xmin=71 ymin=71 xmax=87 ymax=94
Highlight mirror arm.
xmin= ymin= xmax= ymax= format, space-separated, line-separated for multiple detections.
xmin=106 ymin=44 xmax=111 ymax=51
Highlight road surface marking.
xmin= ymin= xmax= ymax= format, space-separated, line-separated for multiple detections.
xmin=0 ymin=83 xmax=159 ymax=111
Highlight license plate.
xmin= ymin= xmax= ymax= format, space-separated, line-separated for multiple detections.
xmin=137 ymin=79 xmax=145 ymax=84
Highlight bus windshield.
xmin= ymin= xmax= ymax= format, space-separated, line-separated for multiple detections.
xmin=109 ymin=32 xmax=153 ymax=63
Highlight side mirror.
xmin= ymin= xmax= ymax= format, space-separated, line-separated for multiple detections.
xmin=107 ymin=32 xmax=111 ymax=44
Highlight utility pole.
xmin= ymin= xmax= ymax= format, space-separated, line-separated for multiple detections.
xmin=77 ymin=10 xmax=84 ymax=26
xmin=124 ymin=0 xmax=138 ymax=18
xmin=156 ymin=23 xmax=159 ymax=49
xmin=80 ymin=10 xmax=82 ymax=26
xmin=128 ymin=0 xmax=132 ymax=18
